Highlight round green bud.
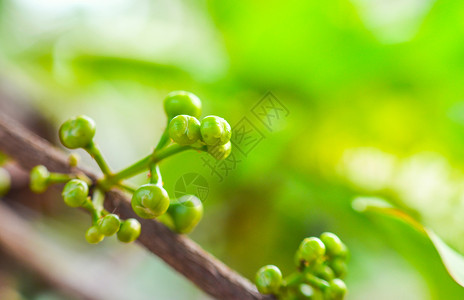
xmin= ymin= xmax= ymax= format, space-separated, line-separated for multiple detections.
xmin=320 ymin=232 xmax=344 ymax=257
xmin=68 ymin=153 xmax=80 ymax=167
xmin=329 ymin=258 xmax=348 ymax=279
xmin=200 ymin=116 xmax=231 ymax=146
xmin=164 ymin=91 xmax=202 ymax=119
xmin=207 ymin=141 xmax=232 ymax=160
xmin=314 ymin=264 xmax=335 ymax=281
xmin=297 ymin=237 xmax=326 ymax=265
xmin=167 ymin=195 xmax=203 ymax=234
xmin=131 ymin=184 xmax=170 ymax=219
xmin=296 ymin=284 xmax=316 ymax=300
xmin=85 ymin=226 xmax=104 ymax=244
xmin=0 ymin=168 xmax=11 ymax=196
xmin=98 ymin=214 xmax=121 ymax=236
xmin=255 ymin=265 xmax=282 ymax=295
xmin=117 ymin=218 xmax=141 ymax=243
xmin=327 ymin=279 xmax=347 ymax=300
xmin=59 ymin=115 xmax=96 ymax=149
xmin=168 ymin=115 xmax=201 ymax=145
xmin=62 ymin=179 xmax=89 ymax=207
xmin=30 ymin=165 xmax=50 ymax=193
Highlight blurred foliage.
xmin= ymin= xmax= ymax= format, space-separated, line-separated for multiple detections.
xmin=1 ymin=0 xmax=464 ymax=299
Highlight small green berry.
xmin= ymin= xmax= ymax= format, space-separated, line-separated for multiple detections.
xmin=207 ymin=141 xmax=232 ymax=160
xmin=168 ymin=115 xmax=201 ymax=145
xmin=30 ymin=165 xmax=50 ymax=193
xmin=59 ymin=115 xmax=96 ymax=149
xmin=68 ymin=153 xmax=80 ymax=167
xmin=0 ymin=168 xmax=11 ymax=196
xmin=200 ymin=116 xmax=231 ymax=146
xmin=296 ymin=284 xmax=316 ymax=299
xmin=255 ymin=265 xmax=282 ymax=295
xmin=62 ymin=179 xmax=89 ymax=207
xmin=327 ymin=279 xmax=347 ymax=300
xmin=164 ymin=91 xmax=202 ymax=119
xmin=117 ymin=218 xmax=141 ymax=243
xmin=131 ymin=184 xmax=170 ymax=219
xmin=98 ymin=214 xmax=121 ymax=236
xmin=329 ymin=258 xmax=348 ymax=279
xmin=320 ymin=232 xmax=344 ymax=257
xmin=297 ymin=237 xmax=326 ymax=265
xmin=85 ymin=226 xmax=104 ymax=244
xmin=313 ymin=263 xmax=335 ymax=281
xmin=167 ymin=196 xmax=203 ymax=234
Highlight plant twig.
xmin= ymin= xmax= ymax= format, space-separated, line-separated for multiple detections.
xmin=0 ymin=112 xmax=273 ymax=300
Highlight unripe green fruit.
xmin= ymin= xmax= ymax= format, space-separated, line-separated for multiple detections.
xmin=200 ymin=116 xmax=231 ymax=146
xmin=85 ymin=226 xmax=104 ymax=244
xmin=131 ymin=184 xmax=170 ymax=219
xmin=296 ymin=237 xmax=326 ymax=265
xmin=207 ymin=141 xmax=231 ymax=160
xmin=30 ymin=165 xmax=50 ymax=193
xmin=313 ymin=263 xmax=335 ymax=281
xmin=62 ymin=179 xmax=89 ymax=207
xmin=0 ymin=168 xmax=10 ymax=197
xmin=167 ymin=196 xmax=203 ymax=234
xmin=117 ymin=218 xmax=141 ymax=243
xmin=59 ymin=115 xmax=96 ymax=149
xmin=168 ymin=115 xmax=201 ymax=145
xmin=255 ymin=265 xmax=282 ymax=295
xmin=327 ymin=279 xmax=347 ymax=300
xmin=320 ymin=232 xmax=344 ymax=257
xmin=98 ymin=214 xmax=121 ymax=236
xmin=164 ymin=91 xmax=202 ymax=119
xmin=329 ymin=258 xmax=348 ymax=279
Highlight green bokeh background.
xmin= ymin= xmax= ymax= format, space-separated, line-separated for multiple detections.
xmin=1 ymin=0 xmax=464 ymax=299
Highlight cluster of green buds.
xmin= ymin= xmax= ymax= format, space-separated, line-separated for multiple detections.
xmin=255 ymin=233 xmax=348 ymax=300
xmin=0 ymin=152 xmax=11 ymax=197
xmin=29 ymin=91 xmax=232 ymax=243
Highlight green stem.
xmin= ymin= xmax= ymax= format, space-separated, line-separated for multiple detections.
xmin=303 ymin=272 xmax=330 ymax=291
xmin=101 ymin=144 xmax=189 ymax=186
xmin=116 ymin=182 xmax=137 ymax=193
xmin=283 ymin=272 xmax=304 ymax=287
xmin=85 ymin=141 xmax=112 ymax=176
xmin=150 ymin=164 xmax=162 ymax=185
xmin=82 ymin=198 xmax=99 ymax=224
xmin=48 ymin=173 xmax=74 ymax=183
xmin=92 ymin=188 xmax=105 ymax=219
xmin=154 ymin=125 xmax=171 ymax=152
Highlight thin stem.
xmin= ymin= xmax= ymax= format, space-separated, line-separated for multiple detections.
xmin=150 ymin=164 xmax=162 ymax=185
xmin=116 ymin=182 xmax=137 ymax=193
xmin=85 ymin=141 xmax=112 ymax=176
xmin=101 ymin=144 xmax=189 ymax=186
xmin=48 ymin=173 xmax=74 ymax=183
xmin=154 ymin=124 xmax=171 ymax=152
xmin=81 ymin=198 xmax=98 ymax=224
xmin=92 ymin=188 xmax=105 ymax=220
xmin=283 ymin=272 xmax=303 ymax=287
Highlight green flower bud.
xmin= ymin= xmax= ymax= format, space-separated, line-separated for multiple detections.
xmin=326 ymin=279 xmax=347 ymax=300
xmin=320 ymin=232 xmax=344 ymax=257
xmin=296 ymin=237 xmax=326 ymax=265
xmin=85 ymin=226 xmax=104 ymax=244
xmin=0 ymin=168 xmax=11 ymax=197
xmin=117 ymin=218 xmax=141 ymax=243
xmin=62 ymin=179 xmax=89 ymax=207
xmin=296 ymin=284 xmax=316 ymax=300
xmin=329 ymin=258 xmax=348 ymax=279
xmin=313 ymin=263 xmax=335 ymax=281
xmin=30 ymin=165 xmax=50 ymax=193
xmin=167 ymin=195 xmax=203 ymax=234
xmin=164 ymin=91 xmax=202 ymax=119
xmin=131 ymin=184 xmax=170 ymax=219
xmin=68 ymin=153 xmax=80 ymax=167
xmin=168 ymin=115 xmax=201 ymax=145
xmin=59 ymin=115 xmax=96 ymax=149
xmin=207 ymin=141 xmax=232 ymax=160
xmin=255 ymin=265 xmax=282 ymax=295
xmin=200 ymin=116 xmax=231 ymax=146
xmin=98 ymin=214 xmax=121 ymax=236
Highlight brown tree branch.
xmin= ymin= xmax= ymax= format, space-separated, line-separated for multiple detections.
xmin=0 ymin=112 xmax=273 ymax=300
